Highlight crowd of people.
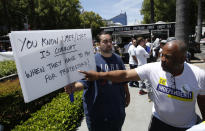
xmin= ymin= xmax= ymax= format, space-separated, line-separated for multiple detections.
xmin=65 ymin=31 xmax=205 ymax=131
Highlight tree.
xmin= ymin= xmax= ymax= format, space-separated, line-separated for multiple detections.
xmin=141 ymin=0 xmax=200 ymax=35
xmin=1 ymin=0 xmax=11 ymax=31
xmin=0 ymin=0 xmax=82 ymax=33
xmin=0 ymin=0 xmax=106 ymax=37
xmin=195 ymin=0 xmax=203 ymax=43
xmin=175 ymin=0 xmax=190 ymax=45
xmin=34 ymin=0 xmax=82 ymax=29
xmin=150 ymin=0 xmax=155 ymax=23
xmin=80 ymin=11 xmax=106 ymax=37
xmin=141 ymin=0 xmax=176 ymax=24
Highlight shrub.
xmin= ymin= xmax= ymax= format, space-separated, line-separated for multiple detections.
xmin=0 ymin=78 xmax=66 ymax=130
xmin=0 ymin=60 xmax=17 ymax=78
xmin=12 ymin=92 xmax=83 ymax=131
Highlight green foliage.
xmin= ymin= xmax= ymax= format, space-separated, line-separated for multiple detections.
xmin=35 ymin=0 xmax=82 ymax=29
xmin=141 ymin=0 xmax=176 ymax=24
xmin=0 ymin=0 xmax=106 ymax=37
xmin=154 ymin=0 xmax=176 ymax=22
xmin=0 ymin=0 xmax=82 ymax=32
xmin=0 ymin=78 xmax=76 ymax=130
xmin=12 ymin=91 xmax=83 ymax=131
xmin=0 ymin=60 xmax=17 ymax=78
xmin=80 ymin=11 xmax=106 ymax=37
xmin=80 ymin=11 xmax=105 ymax=28
xmin=140 ymin=0 xmax=201 ymax=34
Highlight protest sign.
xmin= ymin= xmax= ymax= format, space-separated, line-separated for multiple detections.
xmin=9 ymin=29 xmax=96 ymax=103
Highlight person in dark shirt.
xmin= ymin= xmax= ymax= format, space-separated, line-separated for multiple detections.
xmin=64 ymin=31 xmax=130 ymax=131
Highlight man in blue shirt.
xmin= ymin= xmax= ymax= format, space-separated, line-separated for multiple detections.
xmin=64 ymin=31 xmax=130 ymax=131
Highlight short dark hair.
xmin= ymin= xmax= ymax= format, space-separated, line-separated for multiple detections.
xmin=96 ymin=31 xmax=112 ymax=43
xmin=136 ymin=37 xmax=144 ymax=45
xmin=131 ymin=38 xmax=136 ymax=43
xmin=146 ymin=38 xmax=151 ymax=42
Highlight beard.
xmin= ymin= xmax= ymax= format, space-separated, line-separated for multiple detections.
xmin=100 ymin=47 xmax=112 ymax=54
xmin=161 ymin=62 xmax=182 ymax=74
xmin=161 ymin=62 xmax=169 ymax=72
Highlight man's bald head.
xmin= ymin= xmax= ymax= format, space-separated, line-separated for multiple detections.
xmin=161 ymin=40 xmax=187 ymax=75
xmin=165 ymin=40 xmax=187 ymax=56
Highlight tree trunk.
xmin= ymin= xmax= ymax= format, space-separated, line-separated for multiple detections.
xmin=175 ymin=0 xmax=190 ymax=45
xmin=2 ymin=0 xmax=11 ymax=31
xmin=195 ymin=0 xmax=202 ymax=43
xmin=28 ymin=0 xmax=34 ymax=29
xmin=150 ymin=0 xmax=155 ymax=23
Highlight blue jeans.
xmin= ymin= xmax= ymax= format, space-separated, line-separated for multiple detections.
xmin=86 ymin=116 xmax=125 ymax=131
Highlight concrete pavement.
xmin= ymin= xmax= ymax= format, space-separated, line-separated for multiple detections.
xmin=122 ymin=87 xmax=152 ymax=131
xmin=77 ymin=86 xmax=153 ymax=131
xmin=77 ymin=62 xmax=205 ymax=131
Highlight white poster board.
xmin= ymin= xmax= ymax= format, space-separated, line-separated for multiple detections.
xmin=9 ymin=29 xmax=96 ymax=103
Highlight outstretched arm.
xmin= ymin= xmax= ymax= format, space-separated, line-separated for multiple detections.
xmin=79 ymin=69 xmax=140 ymax=83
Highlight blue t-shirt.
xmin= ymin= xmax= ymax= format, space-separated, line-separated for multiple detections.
xmin=80 ymin=53 xmax=126 ymax=121
xmin=145 ymin=46 xmax=151 ymax=53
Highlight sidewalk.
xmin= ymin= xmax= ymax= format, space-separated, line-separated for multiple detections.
xmin=77 ymin=87 xmax=153 ymax=131
xmin=77 ymin=62 xmax=205 ymax=131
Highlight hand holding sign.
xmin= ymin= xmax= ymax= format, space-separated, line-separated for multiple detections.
xmin=64 ymin=83 xmax=75 ymax=102
xmin=64 ymin=82 xmax=85 ymax=102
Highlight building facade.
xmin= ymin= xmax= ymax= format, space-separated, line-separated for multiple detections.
xmin=109 ymin=12 xmax=127 ymax=25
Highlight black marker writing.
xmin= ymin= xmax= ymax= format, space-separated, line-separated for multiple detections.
xmin=45 ymin=73 xmax=57 ymax=83
xmin=64 ymin=55 xmax=76 ymax=64
xmin=47 ymin=60 xmax=62 ymax=70
xmin=19 ymin=37 xmax=38 ymax=52
xmin=78 ymin=53 xmax=83 ymax=58
xmin=59 ymin=60 xmax=89 ymax=76
xmin=40 ymin=50 xmax=51 ymax=59
xmin=54 ymin=44 xmax=77 ymax=57
xmin=42 ymin=38 xmax=59 ymax=47
xmin=25 ymin=66 xmax=45 ymax=78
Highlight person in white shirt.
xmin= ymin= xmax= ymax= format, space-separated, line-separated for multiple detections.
xmin=186 ymin=121 xmax=205 ymax=131
xmin=128 ymin=38 xmax=138 ymax=87
xmin=145 ymin=38 xmax=154 ymax=63
xmin=79 ymin=40 xmax=205 ymax=131
xmin=135 ymin=37 xmax=151 ymax=95
xmin=145 ymin=38 xmax=153 ymax=50
xmin=124 ymin=38 xmax=133 ymax=54
xmin=152 ymin=38 xmax=161 ymax=61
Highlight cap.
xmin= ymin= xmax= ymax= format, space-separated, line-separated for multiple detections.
xmin=161 ymin=40 xmax=167 ymax=44
xmin=167 ymin=37 xmax=176 ymax=42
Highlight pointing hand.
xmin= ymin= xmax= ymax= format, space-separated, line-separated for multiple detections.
xmin=78 ymin=70 xmax=99 ymax=81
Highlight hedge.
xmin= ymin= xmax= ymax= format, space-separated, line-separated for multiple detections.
xmin=12 ymin=91 xmax=83 ymax=131
xmin=0 ymin=60 xmax=17 ymax=78
xmin=0 ymin=78 xmax=71 ymax=130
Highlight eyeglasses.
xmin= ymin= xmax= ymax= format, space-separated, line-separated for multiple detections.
xmin=101 ymin=39 xmax=112 ymax=44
